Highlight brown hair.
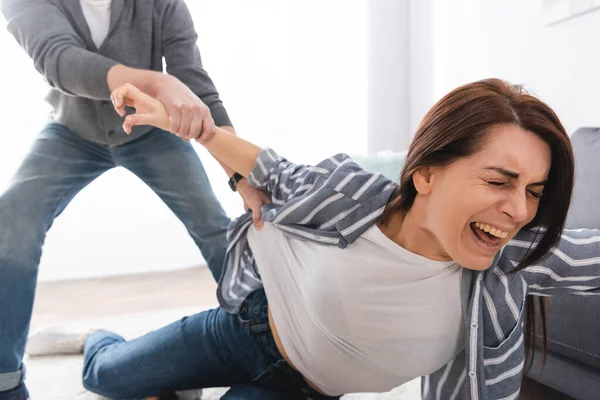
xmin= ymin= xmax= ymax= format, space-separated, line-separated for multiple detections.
xmin=381 ymin=78 xmax=574 ymax=372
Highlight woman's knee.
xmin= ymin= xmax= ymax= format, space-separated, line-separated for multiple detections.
xmin=82 ymin=357 xmax=134 ymax=399
xmin=81 ymin=333 xmax=131 ymax=398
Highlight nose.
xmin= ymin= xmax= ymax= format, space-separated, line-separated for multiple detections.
xmin=500 ymin=190 xmax=529 ymax=224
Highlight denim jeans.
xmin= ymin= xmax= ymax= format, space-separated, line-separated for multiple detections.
xmin=82 ymin=289 xmax=340 ymax=400
xmin=0 ymin=123 xmax=230 ymax=396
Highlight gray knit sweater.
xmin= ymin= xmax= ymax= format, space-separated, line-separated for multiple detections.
xmin=1 ymin=0 xmax=231 ymax=145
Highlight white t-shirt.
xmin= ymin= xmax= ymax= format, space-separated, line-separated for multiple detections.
xmin=247 ymin=223 xmax=464 ymax=396
xmin=79 ymin=0 xmax=112 ymax=48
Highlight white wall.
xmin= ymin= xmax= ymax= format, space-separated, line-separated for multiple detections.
xmin=366 ymin=0 xmax=410 ymax=152
xmin=372 ymin=0 xmax=600 ymax=151
xmin=366 ymin=0 xmax=434 ymax=151
xmin=430 ymin=0 xmax=600 ymax=134
xmin=409 ymin=0 xmax=434 ymax=134
xmin=0 ymin=0 xmax=368 ymax=281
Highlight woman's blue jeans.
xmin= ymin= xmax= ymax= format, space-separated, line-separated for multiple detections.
xmin=82 ymin=290 xmax=341 ymax=400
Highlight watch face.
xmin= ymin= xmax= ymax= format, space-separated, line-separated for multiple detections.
xmin=229 ymin=173 xmax=243 ymax=192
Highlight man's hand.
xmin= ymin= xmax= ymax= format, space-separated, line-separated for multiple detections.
xmin=155 ymin=74 xmax=216 ymax=144
xmin=236 ymin=179 xmax=271 ymax=230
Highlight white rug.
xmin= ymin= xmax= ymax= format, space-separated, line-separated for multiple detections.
xmin=25 ymin=308 xmax=421 ymax=400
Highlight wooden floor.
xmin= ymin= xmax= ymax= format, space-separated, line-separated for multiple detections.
xmin=31 ymin=266 xmax=217 ymax=329
xmin=31 ymin=267 xmax=573 ymax=400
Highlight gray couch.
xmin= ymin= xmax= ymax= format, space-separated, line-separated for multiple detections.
xmin=526 ymin=127 xmax=600 ymax=400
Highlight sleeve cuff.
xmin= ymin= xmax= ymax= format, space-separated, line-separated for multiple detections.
xmin=248 ymin=147 xmax=284 ymax=189
xmin=211 ymin=104 xmax=233 ymax=128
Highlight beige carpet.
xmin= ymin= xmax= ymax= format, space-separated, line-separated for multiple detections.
xmin=25 ymin=307 xmax=421 ymax=400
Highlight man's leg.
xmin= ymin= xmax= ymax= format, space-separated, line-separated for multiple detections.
xmin=115 ymin=129 xmax=230 ymax=281
xmin=0 ymin=123 xmax=113 ymax=396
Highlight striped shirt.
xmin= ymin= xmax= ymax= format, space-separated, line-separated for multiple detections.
xmin=216 ymin=148 xmax=600 ymax=400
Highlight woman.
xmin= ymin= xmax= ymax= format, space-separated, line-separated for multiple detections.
xmin=27 ymin=79 xmax=600 ymax=400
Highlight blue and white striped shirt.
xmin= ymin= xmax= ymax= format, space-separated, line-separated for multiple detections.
xmin=216 ymin=148 xmax=600 ymax=400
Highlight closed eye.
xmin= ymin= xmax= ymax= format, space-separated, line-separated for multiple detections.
xmin=528 ymin=190 xmax=543 ymax=199
xmin=490 ymin=181 xmax=543 ymax=199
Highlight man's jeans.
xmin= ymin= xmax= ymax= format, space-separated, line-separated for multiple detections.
xmin=82 ymin=289 xmax=340 ymax=400
xmin=0 ymin=123 xmax=230 ymax=394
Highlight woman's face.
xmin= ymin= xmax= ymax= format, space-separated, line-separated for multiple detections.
xmin=416 ymin=124 xmax=551 ymax=271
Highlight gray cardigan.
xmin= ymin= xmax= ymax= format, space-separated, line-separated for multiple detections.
xmin=1 ymin=0 xmax=231 ymax=145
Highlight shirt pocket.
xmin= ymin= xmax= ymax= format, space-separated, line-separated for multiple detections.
xmin=482 ymin=299 xmax=526 ymax=397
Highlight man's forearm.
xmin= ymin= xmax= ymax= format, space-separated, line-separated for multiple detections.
xmin=107 ymin=64 xmax=167 ymax=97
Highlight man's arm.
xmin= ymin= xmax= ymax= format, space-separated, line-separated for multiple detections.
xmin=158 ymin=1 xmax=262 ymax=184
xmin=160 ymin=0 xmax=231 ymax=127
xmin=1 ymin=0 xmax=210 ymax=107
xmin=159 ymin=0 xmax=232 ymax=137
xmin=107 ymin=63 xmax=237 ymax=177
xmin=1 ymin=0 xmax=119 ymax=99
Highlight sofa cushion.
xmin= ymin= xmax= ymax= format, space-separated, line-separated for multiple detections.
xmin=566 ymin=127 xmax=600 ymax=229
xmin=350 ymin=151 xmax=407 ymax=183
xmin=544 ymin=127 xmax=600 ymax=370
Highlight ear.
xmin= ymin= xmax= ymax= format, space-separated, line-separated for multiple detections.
xmin=412 ymin=166 xmax=435 ymax=195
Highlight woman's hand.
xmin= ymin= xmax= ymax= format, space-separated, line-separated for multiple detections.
xmin=236 ymin=179 xmax=271 ymax=230
xmin=110 ymin=83 xmax=171 ymax=134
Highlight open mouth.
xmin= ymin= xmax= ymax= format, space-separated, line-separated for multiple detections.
xmin=470 ymin=222 xmax=505 ymax=248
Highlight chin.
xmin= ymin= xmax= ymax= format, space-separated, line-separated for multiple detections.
xmin=458 ymin=254 xmax=497 ymax=271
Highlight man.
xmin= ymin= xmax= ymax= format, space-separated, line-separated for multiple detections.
xmin=0 ymin=1 xmax=267 ymax=398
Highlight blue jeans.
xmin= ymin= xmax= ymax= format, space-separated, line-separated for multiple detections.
xmin=0 ymin=123 xmax=230 ymax=395
xmin=82 ymin=289 xmax=339 ymax=400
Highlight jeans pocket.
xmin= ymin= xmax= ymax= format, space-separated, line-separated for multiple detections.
xmin=253 ymin=360 xmax=329 ymax=400
xmin=237 ymin=303 xmax=251 ymax=327
xmin=252 ymin=359 xmax=296 ymax=390
xmin=237 ymin=290 xmax=271 ymax=333
xmin=238 ymin=310 xmax=270 ymax=334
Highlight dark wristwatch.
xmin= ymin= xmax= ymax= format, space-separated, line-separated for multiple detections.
xmin=228 ymin=173 xmax=244 ymax=192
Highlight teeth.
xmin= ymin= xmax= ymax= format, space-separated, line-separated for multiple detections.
xmin=474 ymin=222 xmax=508 ymax=239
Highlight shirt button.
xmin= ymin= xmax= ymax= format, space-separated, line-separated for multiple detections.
xmin=478 ymin=274 xmax=484 ymax=281
xmin=469 ymin=371 xmax=476 ymax=378
xmin=471 ymin=322 xmax=478 ymax=329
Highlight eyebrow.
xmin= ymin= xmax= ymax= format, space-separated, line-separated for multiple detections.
xmin=485 ymin=167 xmax=547 ymax=186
